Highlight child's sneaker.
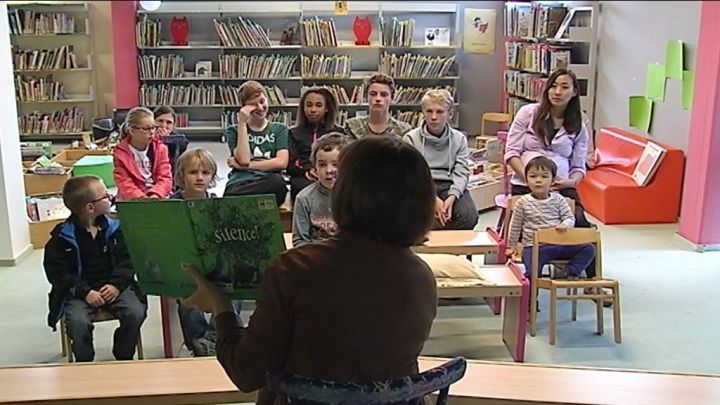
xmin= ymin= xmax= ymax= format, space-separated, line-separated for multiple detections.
xmin=189 ymin=332 xmax=217 ymax=357
xmin=551 ymin=264 xmax=569 ymax=279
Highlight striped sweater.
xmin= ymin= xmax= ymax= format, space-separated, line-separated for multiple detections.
xmin=507 ymin=193 xmax=575 ymax=248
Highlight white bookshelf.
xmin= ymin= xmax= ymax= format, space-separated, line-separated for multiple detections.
xmin=136 ymin=1 xmax=461 ymax=139
xmin=502 ymin=1 xmax=598 ymax=126
xmin=8 ymin=0 xmax=98 ymax=141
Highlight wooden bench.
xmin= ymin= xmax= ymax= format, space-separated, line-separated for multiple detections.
xmin=3 ymin=357 xmax=719 ymax=404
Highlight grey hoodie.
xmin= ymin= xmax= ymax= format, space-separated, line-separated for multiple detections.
xmin=403 ymin=124 xmax=470 ymax=199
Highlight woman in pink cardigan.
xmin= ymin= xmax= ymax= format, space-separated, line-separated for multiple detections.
xmin=504 ymin=68 xmax=592 ymax=227
xmin=113 ymin=107 xmax=173 ymax=200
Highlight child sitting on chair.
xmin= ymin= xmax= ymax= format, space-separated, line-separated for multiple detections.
xmin=170 ymin=148 xmax=241 ymax=356
xmin=44 ymin=175 xmax=147 ymax=362
xmin=292 ymin=132 xmax=350 ymax=247
xmin=505 ymin=156 xmax=595 ymax=279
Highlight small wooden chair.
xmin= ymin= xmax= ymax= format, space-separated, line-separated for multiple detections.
xmin=60 ymin=308 xmax=144 ymax=362
xmin=529 ymin=228 xmax=621 ymax=345
xmin=475 ymin=112 xmax=511 ymax=149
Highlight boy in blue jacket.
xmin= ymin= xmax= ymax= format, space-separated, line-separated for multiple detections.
xmin=44 ymin=175 xmax=147 ymax=362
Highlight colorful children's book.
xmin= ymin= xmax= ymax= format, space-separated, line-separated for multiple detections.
xmin=117 ymin=195 xmax=286 ymax=300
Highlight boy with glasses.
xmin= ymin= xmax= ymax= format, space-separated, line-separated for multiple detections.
xmin=44 ymin=175 xmax=147 ymax=362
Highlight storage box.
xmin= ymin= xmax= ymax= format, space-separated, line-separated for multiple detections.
xmin=468 ymin=180 xmax=505 ymax=211
xmin=23 ymin=167 xmax=72 ymax=196
xmin=73 ymin=155 xmax=115 ymax=187
xmin=53 ymin=148 xmax=110 ymax=166
xmin=29 ymin=218 xmax=66 ymax=249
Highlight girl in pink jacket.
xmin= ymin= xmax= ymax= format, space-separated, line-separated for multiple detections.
xmin=113 ymin=107 xmax=173 ymax=200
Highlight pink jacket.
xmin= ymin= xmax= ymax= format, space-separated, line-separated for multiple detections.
xmin=113 ymin=137 xmax=173 ymax=200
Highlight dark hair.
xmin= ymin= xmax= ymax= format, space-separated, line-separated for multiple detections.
xmin=62 ymin=175 xmax=103 ymax=214
xmin=531 ymin=68 xmax=582 ymax=146
xmin=364 ymin=73 xmax=396 ymax=97
xmin=295 ymin=87 xmax=338 ymax=132
xmin=153 ymin=105 xmax=176 ymax=119
xmin=311 ymin=132 xmax=350 ymax=164
xmin=524 ymin=156 xmax=557 ymax=179
xmin=332 ymin=137 xmax=435 ymax=246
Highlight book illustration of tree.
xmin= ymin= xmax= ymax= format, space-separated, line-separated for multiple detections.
xmin=142 ymin=245 xmax=163 ymax=282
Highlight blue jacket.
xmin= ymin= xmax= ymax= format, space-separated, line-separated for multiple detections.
xmin=43 ymin=215 xmax=144 ymax=330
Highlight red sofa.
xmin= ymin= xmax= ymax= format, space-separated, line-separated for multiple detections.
xmin=577 ymin=127 xmax=685 ymax=224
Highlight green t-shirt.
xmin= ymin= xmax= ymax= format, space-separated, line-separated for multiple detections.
xmin=226 ymin=121 xmax=289 ymax=184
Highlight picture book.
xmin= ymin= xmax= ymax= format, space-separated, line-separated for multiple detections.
xmin=425 ymin=27 xmax=450 ymax=46
xmin=117 ymin=195 xmax=286 ymax=300
xmin=632 ymin=141 xmax=667 ymax=187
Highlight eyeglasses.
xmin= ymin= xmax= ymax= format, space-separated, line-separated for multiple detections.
xmin=89 ymin=193 xmax=115 ymax=204
xmin=131 ymin=125 xmax=159 ymax=134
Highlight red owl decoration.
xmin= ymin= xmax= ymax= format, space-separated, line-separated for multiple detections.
xmin=353 ymin=16 xmax=372 ymax=46
xmin=170 ymin=17 xmax=189 ymax=46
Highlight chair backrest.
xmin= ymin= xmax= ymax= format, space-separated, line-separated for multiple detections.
xmin=267 ymin=357 xmax=467 ymax=405
xmin=501 ymin=195 xmax=576 ymax=243
xmin=532 ymin=228 xmax=602 ymax=278
xmin=481 ymin=112 xmax=511 ymax=138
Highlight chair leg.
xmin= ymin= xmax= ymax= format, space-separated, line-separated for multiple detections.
xmin=549 ymin=286 xmax=557 ymax=345
xmin=529 ymin=284 xmax=538 ymax=337
xmin=613 ymin=283 xmax=622 ymax=343
xmin=60 ymin=318 xmax=67 ymax=357
xmin=571 ymin=288 xmax=578 ymax=321
xmin=136 ymin=331 xmax=145 ymax=360
xmin=596 ymin=290 xmax=604 ymax=335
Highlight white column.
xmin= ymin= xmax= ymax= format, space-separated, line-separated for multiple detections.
xmin=0 ymin=2 xmax=32 ymax=265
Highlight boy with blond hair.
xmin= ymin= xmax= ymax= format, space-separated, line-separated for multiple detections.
xmin=403 ymin=89 xmax=478 ymax=230
xmin=44 ymin=175 xmax=147 ymax=362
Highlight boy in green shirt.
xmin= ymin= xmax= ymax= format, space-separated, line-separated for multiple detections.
xmin=225 ymin=80 xmax=289 ymax=206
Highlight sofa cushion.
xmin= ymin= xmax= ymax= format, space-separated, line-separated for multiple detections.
xmin=583 ymin=169 xmax=638 ymax=190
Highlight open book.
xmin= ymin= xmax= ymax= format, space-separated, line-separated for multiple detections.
xmin=632 ymin=141 xmax=667 ymax=187
xmin=117 ymin=195 xmax=286 ymax=300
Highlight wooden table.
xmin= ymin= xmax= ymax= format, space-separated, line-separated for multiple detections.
xmin=3 ymin=357 xmax=720 ymax=404
xmin=412 ymin=230 xmax=499 ymax=256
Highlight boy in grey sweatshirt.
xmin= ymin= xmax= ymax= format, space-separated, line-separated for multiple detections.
xmin=292 ymin=132 xmax=351 ymax=247
xmin=404 ymin=89 xmax=479 ymax=230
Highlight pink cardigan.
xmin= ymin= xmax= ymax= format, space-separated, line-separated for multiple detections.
xmin=113 ymin=137 xmax=173 ymax=200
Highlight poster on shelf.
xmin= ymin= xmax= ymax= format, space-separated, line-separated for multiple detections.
xmin=463 ymin=8 xmax=496 ymax=54
xmin=425 ymin=28 xmax=451 ymax=46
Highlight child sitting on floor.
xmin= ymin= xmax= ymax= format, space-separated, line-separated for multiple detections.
xmin=44 ymin=175 xmax=147 ymax=362
xmin=292 ymin=132 xmax=350 ymax=247
xmin=170 ymin=148 xmax=241 ymax=356
xmin=506 ymin=156 xmax=595 ymax=280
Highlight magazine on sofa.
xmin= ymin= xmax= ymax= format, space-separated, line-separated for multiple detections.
xmin=632 ymin=141 xmax=667 ymax=187
xmin=117 ymin=195 xmax=286 ymax=300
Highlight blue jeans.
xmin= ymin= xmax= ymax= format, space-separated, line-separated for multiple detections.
xmin=521 ymin=244 xmax=596 ymax=279
xmin=177 ymin=300 xmax=242 ymax=346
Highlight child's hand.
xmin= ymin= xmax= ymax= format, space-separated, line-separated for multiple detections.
xmin=442 ymin=195 xmax=456 ymax=222
xmin=155 ymin=126 xmax=170 ymax=139
xmin=238 ymin=104 xmax=258 ymax=124
xmin=435 ymin=197 xmax=448 ymax=226
xmin=555 ymin=224 xmax=568 ymax=233
xmin=99 ymin=284 xmax=120 ymax=303
xmin=505 ymin=248 xmax=516 ymax=258
xmin=305 ymin=168 xmax=318 ymax=181
xmin=85 ymin=290 xmax=105 ymax=307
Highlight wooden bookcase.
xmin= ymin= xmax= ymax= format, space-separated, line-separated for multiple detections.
xmin=135 ymin=1 xmax=461 ymax=141
xmin=8 ymin=0 xmax=98 ymax=141
xmin=502 ymin=1 xmax=598 ymax=126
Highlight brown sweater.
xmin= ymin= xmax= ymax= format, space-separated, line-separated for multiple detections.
xmin=214 ymin=232 xmax=438 ymax=404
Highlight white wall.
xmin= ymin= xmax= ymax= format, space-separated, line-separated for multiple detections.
xmin=594 ymin=1 xmax=701 ymax=151
xmin=0 ymin=2 xmax=32 ymax=263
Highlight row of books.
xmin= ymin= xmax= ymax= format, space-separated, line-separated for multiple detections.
xmin=503 ymin=71 xmax=545 ymax=102
xmin=138 ymin=54 xmax=184 ymax=79
xmin=213 ymin=17 xmax=272 ymax=48
xmin=15 ymin=75 xmax=66 ymax=102
xmin=27 ymin=194 xmax=70 ymax=223
xmin=506 ymin=42 xmax=570 ymax=74
xmin=12 ymin=45 xmax=79 ymax=71
xmin=219 ymin=84 xmax=287 ymax=106
xmin=392 ymin=110 xmax=423 ymax=128
xmin=506 ymin=96 xmax=532 ymax=119
xmin=218 ymin=54 xmax=297 ymax=79
xmin=395 ymin=85 xmax=456 ymax=104
xmin=299 ymin=17 xmax=337 ymax=47
xmin=379 ymin=53 xmax=455 ymax=78
xmin=175 ymin=113 xmax=189 ymax=128
xmin=221 ymin=111 xmax=294 ymax=128
xmin=140 ymin=84 xmax=217 ymax=106
xmin=301 ymin=54 xmax=351 ymax=78
xmin=301 ymin=84 xmax=363 ymax=105
xmin=18 ymin=108 xmax=84 ymax=134
xmin=380 ymin=17 xmax=415 ymax=47
xmin=504 ymin=4 xmax=569 ymax=39
xmin=8 ymin=11 xmax=76 ymax=35
xmin=136 ymin=15 xmax=160 ymax=47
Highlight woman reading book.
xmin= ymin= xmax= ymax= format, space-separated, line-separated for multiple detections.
xmin=183 ymin=137 xmax=437 ymax=404
xmin=504 ymin=68 xmax=592 ymax=227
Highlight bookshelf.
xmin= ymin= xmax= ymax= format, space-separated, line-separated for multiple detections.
xmin=502 ymin=1 xmax=598 ymax=126
xmin=8 ymin=1 xmax=98 ymax=141
xmin=135 ymin=1 xmax=461 ymax=140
